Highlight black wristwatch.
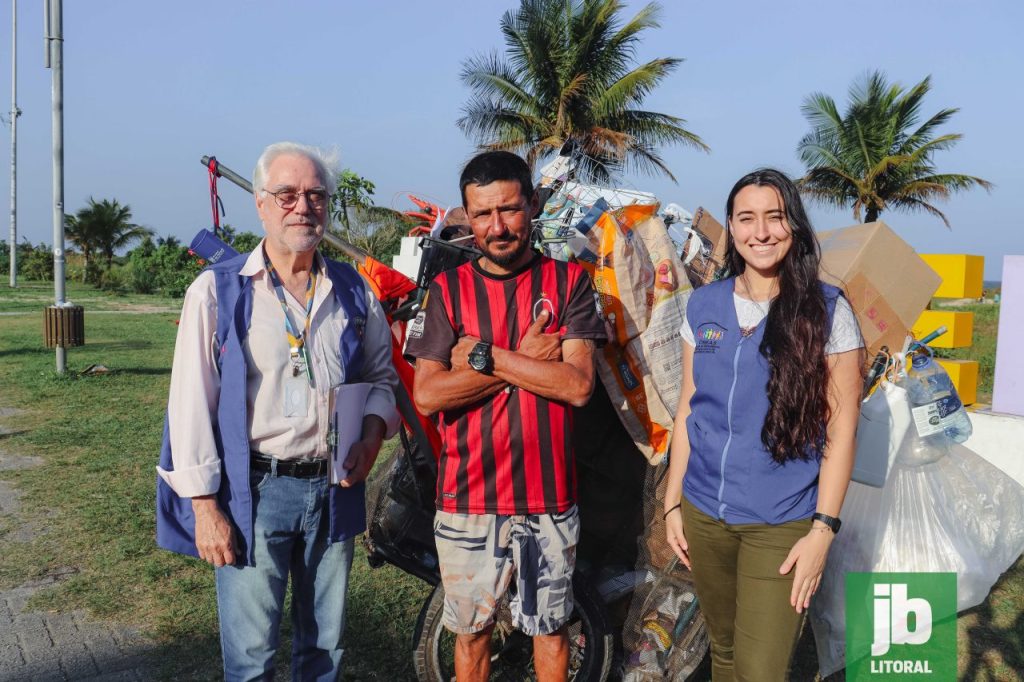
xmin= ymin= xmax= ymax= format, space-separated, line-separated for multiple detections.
xmin=812 ymin=512 xmax=842 ymax=534
xmin=468 ymin=341 xmax=494 ymax=375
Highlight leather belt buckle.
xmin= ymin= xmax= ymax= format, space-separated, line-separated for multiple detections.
xmin=250 ymin=452 xmax=326 ymax=479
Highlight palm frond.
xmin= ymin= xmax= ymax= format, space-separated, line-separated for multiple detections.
xmin=902 ymin=133 xmax=964 ymax=161
xmin=797 ymin=70 xmax=989 ymax=229
xmin=800 ymin=92 xmax=843 ymax=132
xmin=887 ymin=195 xmax=952 ymax=229
xmin=594 ymin=57 xmax=681 ymax=118
xmin=459 ymin=0 xmax=698 ymax=183
xmin=461 ymin=53 xmax=540 ymax=115
xmin=607 ymin=109 xmax=709 ymax=152
xmin=457 ymin=97 xmax=548 ymax=145
xmin=909 ymin=173 xmax=994 ymax=193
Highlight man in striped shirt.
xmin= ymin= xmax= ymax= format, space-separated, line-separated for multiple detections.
xmin=406 ymin=151 xmax=606 ymax=681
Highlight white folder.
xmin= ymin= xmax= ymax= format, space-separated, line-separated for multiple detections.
xmin=328 ymin=382 xmax=372 ymax=485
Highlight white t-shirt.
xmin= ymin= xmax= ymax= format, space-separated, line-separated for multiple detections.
xmin=680 ymin=293 xmax=863 ymax=355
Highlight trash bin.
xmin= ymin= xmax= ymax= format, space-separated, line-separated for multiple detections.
xmin=44 ymin=305 xmax=85 ymax=348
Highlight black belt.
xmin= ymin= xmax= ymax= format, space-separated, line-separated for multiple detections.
xmin=250 ymin=452 xmax=328 ymax=478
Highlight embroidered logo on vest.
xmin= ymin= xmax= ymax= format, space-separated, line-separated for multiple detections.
xmin=695 ymin=322 xmax=726 ymax=354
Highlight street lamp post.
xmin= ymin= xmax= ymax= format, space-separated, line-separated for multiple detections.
xmin=8 ymin=0 xmax=18 ymax=287
xmin=45 ymin=0 xmax=66 ymax=372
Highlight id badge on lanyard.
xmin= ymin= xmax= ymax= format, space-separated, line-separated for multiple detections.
xmin=283 ymin=345 xmax=312 ymax=417
xmin=265 ymin=250 xmax=318 ymax=417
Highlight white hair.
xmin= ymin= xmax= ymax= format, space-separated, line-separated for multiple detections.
xmin=252 ymin=142 xmax=338 ymax=195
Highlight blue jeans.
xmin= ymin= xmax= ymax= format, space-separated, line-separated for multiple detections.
xmin=215 ymin=470 xmax=355 ymax=682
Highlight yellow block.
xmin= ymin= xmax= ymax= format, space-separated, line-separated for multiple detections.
xmin=912 ymin=310 xmax=973 ymax=348
xmin=920 ymin=254 xmax=984 ymax=299
xmin=935 ymin=358 xmax=978 ymax=406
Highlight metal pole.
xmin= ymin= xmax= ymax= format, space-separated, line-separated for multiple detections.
xmin=47 ymin=0 xmax=65 ymax=372
xmin=8 ymin=0 xmax=18 ymax=287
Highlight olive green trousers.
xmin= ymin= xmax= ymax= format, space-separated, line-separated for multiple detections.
xmin=683 ymin=497 xmax=812 ymax=681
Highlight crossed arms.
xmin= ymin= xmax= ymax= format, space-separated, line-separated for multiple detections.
xmin=413 ymin=310 xmax=597 ymax=416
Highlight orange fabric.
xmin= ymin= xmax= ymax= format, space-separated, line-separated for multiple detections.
xmin=357 ymin=256 xmax=418 ymax=301
xmin=354 ymin=254 xmax=442 ymax=459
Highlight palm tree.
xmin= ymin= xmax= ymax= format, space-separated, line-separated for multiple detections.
xmin=458 ymin=0 xmax=708 ymax=183
xmin=65 ymin=213 xmax=99 ymax=283
xmin=797 ymin=71 xmax=992 ymax=227
xmin=65 ymin=198 xmax=153 ymax=278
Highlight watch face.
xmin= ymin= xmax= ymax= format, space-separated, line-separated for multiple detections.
xmin=468 ymin=342 xmax=492 ymax=373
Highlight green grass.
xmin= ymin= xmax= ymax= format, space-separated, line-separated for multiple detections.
xmin=0 ymin=286 xmax=429 ymax=680
xmin=0 ymin=279 xmax=182 ymax=313
xmin=0 ymin=282 xmax=1020 ymax=680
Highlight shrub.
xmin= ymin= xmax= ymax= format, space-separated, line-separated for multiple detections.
xmin=126 ymin=237 xmax=204 ymax=297
xmin=231 ymin=231 xmax=262 ymax=254
xmin=98 ymin=264 xmax=130 ymax=292
xmin=19 ymin=242 xmax=55 ymax=281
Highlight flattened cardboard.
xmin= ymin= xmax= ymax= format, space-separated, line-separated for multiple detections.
xmin=684 ymin=207 xmax=730 ymax=288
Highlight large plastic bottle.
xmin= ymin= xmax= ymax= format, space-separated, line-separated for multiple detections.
xmin=902 ymin=352 xmax=973 ymax=444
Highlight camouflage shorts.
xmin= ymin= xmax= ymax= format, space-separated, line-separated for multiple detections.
xmin=433 ymin=507 xmax=579 ymax=636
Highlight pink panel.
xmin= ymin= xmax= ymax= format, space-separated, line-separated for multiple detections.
xmin=993 ymin=256 xmax=1024 ymax=416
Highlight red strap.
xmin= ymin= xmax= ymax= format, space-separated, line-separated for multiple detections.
xmin=207 ymin=157 xmax=225 ymax=233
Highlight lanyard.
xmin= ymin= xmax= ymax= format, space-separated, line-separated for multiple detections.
xmin=263 ymin=250 xmax=318 ymax=383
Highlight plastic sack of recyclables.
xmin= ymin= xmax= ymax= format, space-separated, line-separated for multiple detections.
xmin=626 ymin=212 xmax=692 ymax=417
xmin=808 ymin=430 xmax=1024 ymax=677
xmin=571 ymin=200 xmax=691 ymax=463
xmin=621 ymin=562 xmax=708 ymax=681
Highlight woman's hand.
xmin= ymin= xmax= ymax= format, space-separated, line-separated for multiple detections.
xmin=779 ymin=526 xmax=834 ymax=613
xmin=665 ymin=507 xmax=691 ymax=569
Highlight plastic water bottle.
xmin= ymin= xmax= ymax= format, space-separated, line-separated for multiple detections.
xmin=903 ymin=353 xmax=973 ymax=444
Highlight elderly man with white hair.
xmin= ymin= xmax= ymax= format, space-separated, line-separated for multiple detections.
xmin=156 ymin=141 xmax=399 ymax=680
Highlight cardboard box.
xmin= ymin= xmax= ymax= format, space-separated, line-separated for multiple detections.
xmin=818 ymin=221 xmax=942 ymax=362
xmin=683 ymin=207 xmax=730 ymax=288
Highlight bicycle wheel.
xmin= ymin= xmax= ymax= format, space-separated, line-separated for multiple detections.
xmin=412 ymin=574 xmax=613 ymax=681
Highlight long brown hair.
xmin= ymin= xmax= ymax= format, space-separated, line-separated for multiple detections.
xmin=725 ymin=169 xmax=830 ymax=464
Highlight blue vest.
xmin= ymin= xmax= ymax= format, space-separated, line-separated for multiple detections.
xmin=682 ymin=278 xmax=841 ymax=525
xmin=156 ymin=252 xmax=370 ymax=564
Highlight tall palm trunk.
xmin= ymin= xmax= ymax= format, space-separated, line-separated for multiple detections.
xmin=865 ymin=206 xmax=880 ymax=223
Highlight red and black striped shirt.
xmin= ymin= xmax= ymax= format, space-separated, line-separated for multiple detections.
xmin=405 ymin=254 xmax=606 ymax=515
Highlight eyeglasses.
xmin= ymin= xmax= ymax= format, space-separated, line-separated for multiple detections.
xmin=262 ymin=188 xmax=330 ymax=210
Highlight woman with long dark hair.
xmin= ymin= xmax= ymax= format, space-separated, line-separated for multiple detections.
xmin=663 ymin=168 xmax=863 ymax=679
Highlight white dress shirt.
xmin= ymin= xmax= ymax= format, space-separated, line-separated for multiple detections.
xmin=157 ymin=242 xmax=400 ymax=497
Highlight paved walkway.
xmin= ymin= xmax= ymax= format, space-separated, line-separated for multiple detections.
xmin=0 ymin=410 xmax=157 ymax=681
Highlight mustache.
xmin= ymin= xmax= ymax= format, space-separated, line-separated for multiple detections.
xmin=485 ymin=234 xmax=518 ymax=244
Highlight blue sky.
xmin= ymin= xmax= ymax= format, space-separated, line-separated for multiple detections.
xmin=1 ymin=1 xmax=1021 ymax=279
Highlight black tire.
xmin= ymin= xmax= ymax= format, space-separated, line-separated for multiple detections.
xmin=412 ymin=574 xmax=613 ymax=681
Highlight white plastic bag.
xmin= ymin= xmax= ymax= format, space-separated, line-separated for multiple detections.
xmin=810 ymin=433 xmax=1024 ymax=677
